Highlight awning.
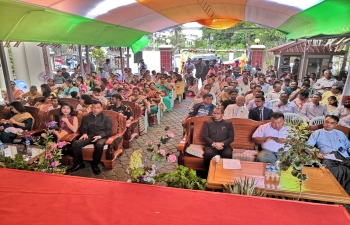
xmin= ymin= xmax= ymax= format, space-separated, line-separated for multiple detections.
xmin=1 ymin=0 xmax=349 ymax=47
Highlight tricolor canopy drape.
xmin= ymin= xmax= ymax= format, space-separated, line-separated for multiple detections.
xmin=1 ymin=0 xmax=349 ymax=48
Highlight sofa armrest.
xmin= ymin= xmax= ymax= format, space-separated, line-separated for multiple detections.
xmin=177 ymin=137 xmax=189 ymax=152
xmin=18 ymin=129 xmax=45 ymax=138
xmin=105 ymin=133 xmax=124 ymax=145
xmin=61 ymin=133 xmax=81 ymax=142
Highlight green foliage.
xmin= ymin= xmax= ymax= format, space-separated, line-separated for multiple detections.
xmin=155 ymin=165 xmax=207 ymax=190
xmin=202 ymin=21 xmax=286 ymax=50
xmin=90 ymin=48 xmax=106 ymax=68
xmin=278 ymin=123 xmax=322 ymax=182
xmin=192 ymin=38 xmax=208 ymax=49
xmin=7 ymin=45 xmax=15 ymax=74
xmin=0 ymin=154 xmax=31 ymax=171
xmin=223 ymin=177 xmax=266 ymax=197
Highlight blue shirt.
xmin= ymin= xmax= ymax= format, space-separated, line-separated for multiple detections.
xmin=189 ymin=104 xmax=213 ymax=117
xmin=308 ymin=129 xmax=350 ymax=158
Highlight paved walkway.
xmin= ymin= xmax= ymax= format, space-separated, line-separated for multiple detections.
xmin=69 ymin=97 xmax=192 ymax=181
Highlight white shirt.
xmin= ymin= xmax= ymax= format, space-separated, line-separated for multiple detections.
xmin=253 ymin=123 xmax=291 ymax=152
xmin=223 ymin=104 xmax=249 ymax=119
xmin=273 ymin=102 xmax=299 ymax=114
xmin=266 ymin=90 xmax=281 ymax=101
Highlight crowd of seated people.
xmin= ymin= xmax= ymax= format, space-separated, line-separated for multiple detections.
xmin=183 ymin=64 xmax=348 ymax=124
xmin=1 ymin=64 xmax=186 ymax=142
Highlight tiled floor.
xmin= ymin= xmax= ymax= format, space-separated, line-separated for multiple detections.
xmin=68 ymin=96 xmax=192 ymax=181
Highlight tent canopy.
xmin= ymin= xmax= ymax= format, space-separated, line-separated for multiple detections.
xmin=1 ymin=0 xmax=350 ymax=47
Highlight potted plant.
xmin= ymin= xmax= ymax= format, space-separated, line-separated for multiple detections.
xmin=278 ymin=123 xmax=322 ymax=199
xmin=223 ymin=177 xmax=266 ymax=197
xmin=155 ymin=165 xmax=207 ymax=190
xmin=0 ymin=121 xmax=67 ymax=174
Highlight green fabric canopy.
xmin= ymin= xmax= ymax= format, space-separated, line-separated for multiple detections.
xmin=0 ymin=0 xmax=149 ymax=47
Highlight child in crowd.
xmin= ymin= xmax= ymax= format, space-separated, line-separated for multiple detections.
xmin=326 ymin=96 xmax=338 ymax=114
xmin=47 ymin=97 xmax=61 ymax=111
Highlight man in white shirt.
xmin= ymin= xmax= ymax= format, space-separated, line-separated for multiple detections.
xmin=240 ymin=76 xmax=250 ymax=95
xmin=223 ymin=96 xmax=249 ymax=119
xmin=252 ymin=112 xmax=291 ymax=163
xmin=266 ymin=83 xmax=282 ymax=101
xmin=102 ymin=59 xmax=111 ymax=74
xmin=301 ymin=93 xmax=328 ymax=122
xmin=313 ymin=70 xmax=339 ymax=94
xmin=258 ymin=77 xmax=270 ymax=94
xmin=273 ymin=93 xmax=299 ymax=114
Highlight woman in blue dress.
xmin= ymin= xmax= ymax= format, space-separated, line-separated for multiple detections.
xmin=156 ymin=76 xmax=173 ymax=112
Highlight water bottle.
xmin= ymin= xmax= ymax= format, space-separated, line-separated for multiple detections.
xmin=265 ymin=167 xmax=272 ymax=180
xmin=0 ymin=141 xmax=4 ymax=157
xmin=25 ymin=139 xmax=31 ymax=156
xmin=270 ymin=167 xmax=277 ymax=181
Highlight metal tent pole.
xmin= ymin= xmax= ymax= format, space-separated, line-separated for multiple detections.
xmin=85 ymin=45 xmax=90 ymax=74
xmin=78 ymin=45 xmax=84 ymax=77
xmin=127 ymin=47 xmax=130 ymax=69
xmin=119 ymin=47 xmax=124 ymax=74
xmin=0 ymin=42 xmax=14 ymax=103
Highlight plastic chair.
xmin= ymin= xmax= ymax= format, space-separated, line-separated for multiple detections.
xmin=309 ymin=116 xmax=325 ymax=126
xmin=144 ymin=109 xmax=149 ymax=133
xmin=157 ymin=103 xmax=161 ymax=125
xmin=284 ymin=113 xmax=306 ymax=125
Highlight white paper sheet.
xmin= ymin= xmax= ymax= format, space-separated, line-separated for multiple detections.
xmin=223 ymin=159 xmax=241 ymax=170
xmin=242 ymin=150 xmax=258 ymax=155
xmin=324 ymin=153 xmax=343 ymax=162
xmin=4 ymin=147 xmax=12 ymax=157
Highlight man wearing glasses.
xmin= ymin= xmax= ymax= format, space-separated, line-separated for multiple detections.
xmin=3 ymin=81 xmax=24 ymax=102
xmin=308 ymin=115 xmax=350 ymax=195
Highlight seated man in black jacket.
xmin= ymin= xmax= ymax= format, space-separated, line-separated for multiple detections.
xmin=203 ymin=108 xmax=234 ymax=170
xmin=107 ymin=94 xmax=133 ymax=124
xmin=67 ymin=100 xmax=112 ymax=175
xmin=248 ymin=96 xmax=273 ymax=121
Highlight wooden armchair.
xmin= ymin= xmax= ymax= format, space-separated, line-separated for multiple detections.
xmin=0 ymin=105 xmax=10 ymax=119
xmin=31 ymin=96 xmax=45 ymax=106
xmin=178 ymin=117 xmax=268 ymax=171
xmin=61 ymin=111 xmax=126 ymax=169
xmin=122 ymin=101 xmax=141 ymax=148
xmin=59 ymin=98 xmax=80 ymax=109
xmin=15 ymin=106 xmax=48 ymax=140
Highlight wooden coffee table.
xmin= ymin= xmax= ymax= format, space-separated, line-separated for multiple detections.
xmin=207 ymin=159 xmax=350 ymax=204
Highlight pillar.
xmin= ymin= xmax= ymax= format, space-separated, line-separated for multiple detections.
xmin=0 ymin=43 xmax=14 ymax=90
xmin=10 ymin=42 xmax=30 ymax=85
xmin=23 ymin=42 xmax=47 ymax=88
xmin=250 ymin=45 xmax=266 ymax=69
xmin=158 ymin=45 xmax=173 ymax=71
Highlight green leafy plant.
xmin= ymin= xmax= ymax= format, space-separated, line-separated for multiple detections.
xmin=278 ymin=123 xmax=322 ymax=199
xmin=25 ymin=121 xmax=67 ymax=174
xmin=155 ymin=165 xmax=207 ymax=190
xmin=223 ymin=177 xmax=266 ymax=197
xmin=0 ymin=154 xmax=31 ymax=171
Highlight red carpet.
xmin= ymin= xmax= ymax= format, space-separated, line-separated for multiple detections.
xmin=0 ymin=168 xmax=349 ymax=225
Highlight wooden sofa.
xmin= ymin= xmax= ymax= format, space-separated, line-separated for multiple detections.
xmin=59 ymin=98 xmax=80 ymax=109
xmin=60 ymin=110 xmax=126 ymax=169
xmin=178 ymin=116 xmax=269 ymax=171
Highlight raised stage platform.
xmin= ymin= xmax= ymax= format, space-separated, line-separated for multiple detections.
xmin=0 ymin=169 xmax=349 ymax=224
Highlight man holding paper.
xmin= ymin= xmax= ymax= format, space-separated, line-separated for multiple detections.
xmin=202 ymin=108 xmax=234 ymax=170
xmin=307 ymin=115 xmax=350 ymax=194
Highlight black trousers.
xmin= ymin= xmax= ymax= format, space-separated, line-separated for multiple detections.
xmin=71 ymin=137 xmax=108 ymax=165
xmin=204 ymin=146 xmax=233 ymax=170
